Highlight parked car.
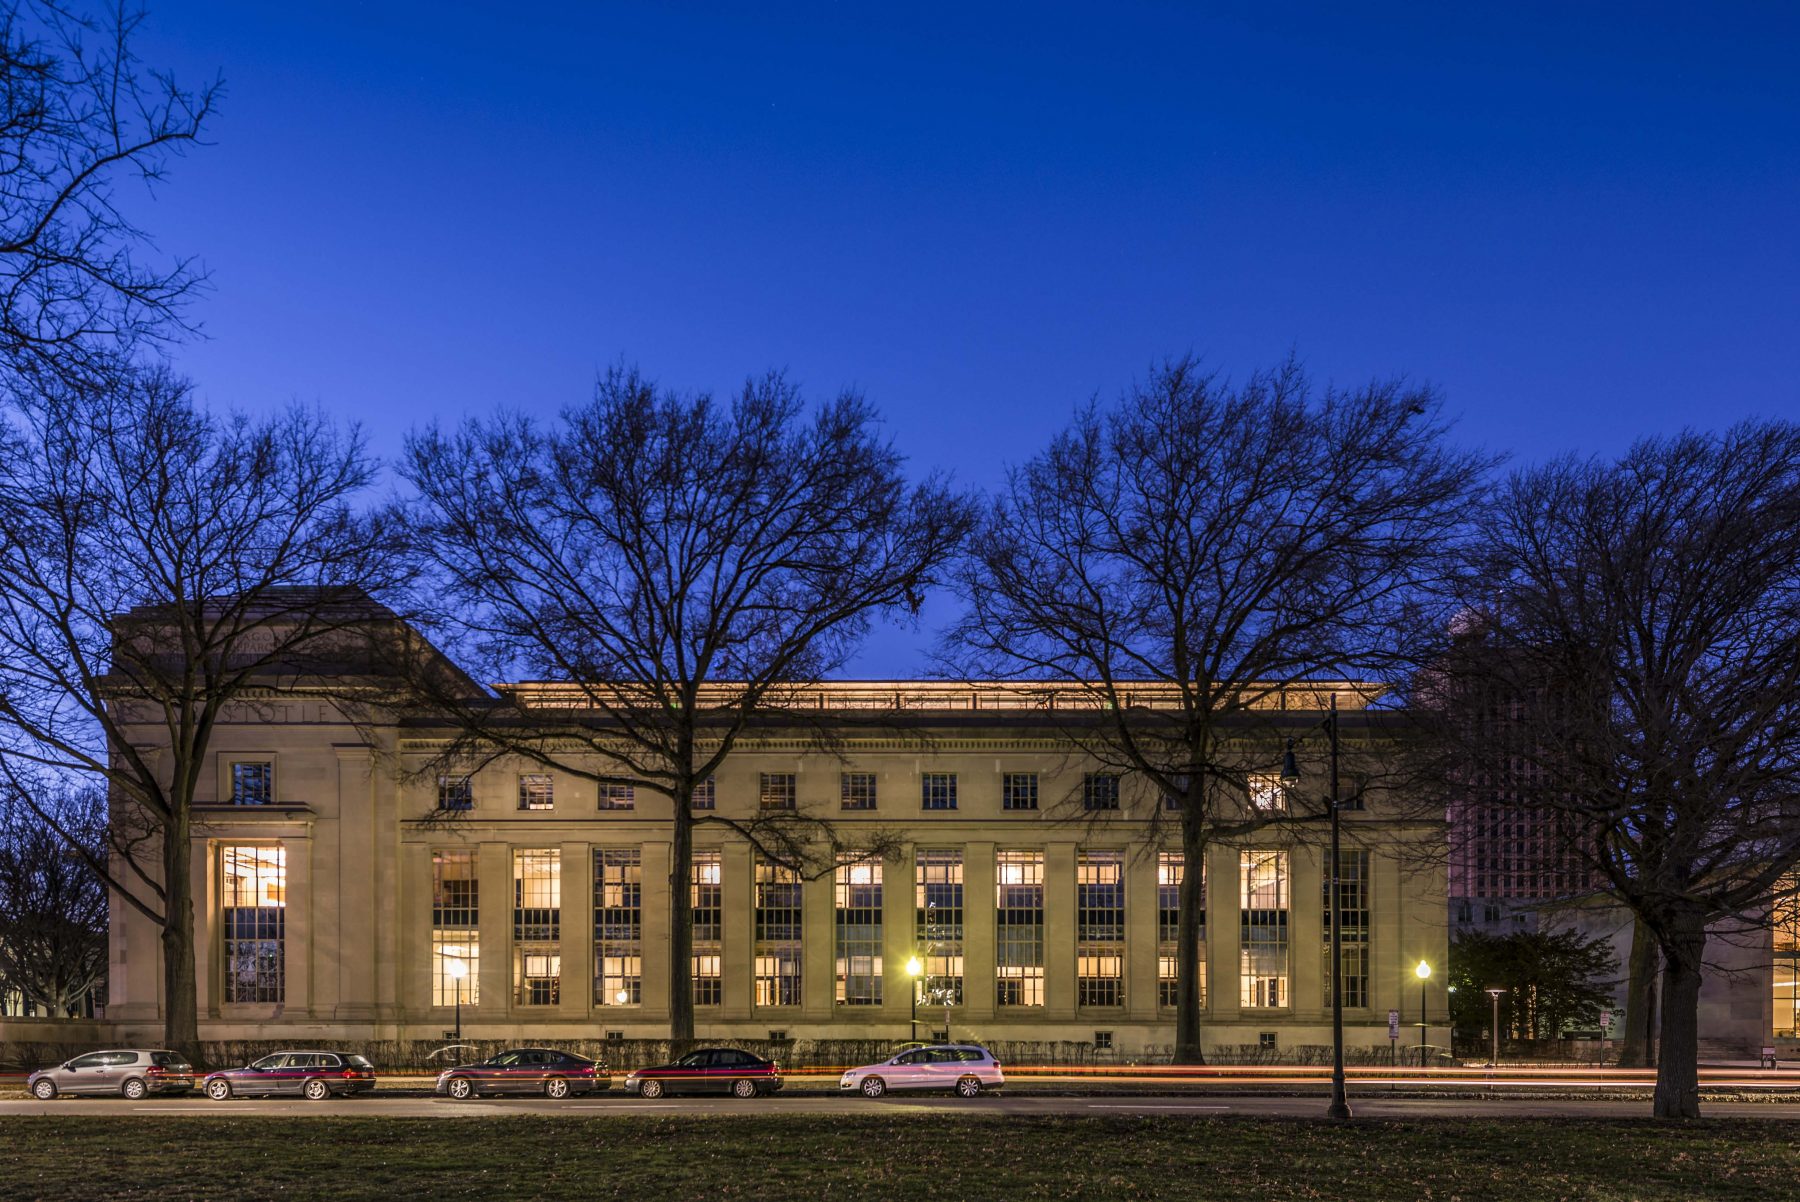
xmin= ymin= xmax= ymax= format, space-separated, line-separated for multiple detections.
xmin=840 ymin=1044 xmax=1004 ymax=1098
xmin=434 ymin=1048 xmax=608 ymax=1100
xmin=27 ymin=1050 xmax=195 ymax=1100
xmin=203 ymin=1051 xmax=377 ymax=1100
xmin=624 ymin=1048 xmax=783 ymax=1098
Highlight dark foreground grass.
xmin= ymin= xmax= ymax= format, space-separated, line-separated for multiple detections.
xmin=1 ymin=1116 xmax=1795 ymax=1202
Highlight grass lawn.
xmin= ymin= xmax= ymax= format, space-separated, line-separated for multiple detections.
xmin=1 ymin=1115 xmax=1795 ymax=1201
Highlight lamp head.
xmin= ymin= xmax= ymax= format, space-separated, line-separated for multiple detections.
xmin=1414 ymin=960 xmax=1432 ymax=981
xmin=616 ymin=989 xmax=630 ymax=1004
xmin=1486 ymin=986 xmax=1506 ymax=999
xmin=905 ymin=955 xmax=923 ymax=978
xmin=1279 ymin=739 xmax=1300 ymax=785
xmin=446 ymin=958 xmax=468 ymax=981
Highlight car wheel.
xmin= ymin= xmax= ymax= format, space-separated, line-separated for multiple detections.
xmin=205 ymin=1079 xmax=232 ymax=1101
xmin=303 ymin=1078 xmax=331 ymax=1101
xmin=637 ymin=1078 xmax=664 ymax=1099
xmin=545 ymin=1076 xmax=570 ymax=1100
xmin=860 ymin=1076 xmax=886 ymax=1098
xmin=731 ymin=1078 xmax=757 ymax=1099
xmin=447 ymin=1076 xmax=473 ymax=1101
xmin=956 ymin=1075 xmax=981 ymax=1098
xmin=121 ymin=1078 xmax=147 ymax=1100
xmin=30 ymin=1079 xmax=57 ymax=1101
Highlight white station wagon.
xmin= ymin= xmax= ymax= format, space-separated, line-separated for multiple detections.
xmin=840 ymin=1044 xmax=1004 ymax=1098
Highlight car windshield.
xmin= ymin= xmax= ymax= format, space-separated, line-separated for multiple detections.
xmin=676 ymin=1052 xmax=707 ymax=1067
xmin=489 ymin=1052 xmax=521 ymax=1066
xmin=250 ymin=1055 xmax=285 ymax=1070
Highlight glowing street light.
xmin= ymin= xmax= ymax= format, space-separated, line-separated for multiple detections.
xmin=1414 ymin=960 xmax=1432 ymax=1068
xmin=446 ymin=957 xmax=469 ymax=1040
xmin=906 ymin=955 xmax=924 ymax=1034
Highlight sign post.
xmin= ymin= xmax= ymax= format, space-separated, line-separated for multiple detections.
xmin=1388 ymin=1009 xmax=1400 ymax=1071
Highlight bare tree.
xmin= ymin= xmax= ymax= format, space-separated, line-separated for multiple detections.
xmin=0 ymin=784 xmax=107 ymax=1016
xmin=0 ymin=364 xmax=401 ymax=1059
xmin=1430 ymin=423 xmax=1800 ymax=1118
xmin=0 ymin=2 xmax=217 ymax=382
xmin=946 ymin=356 xmax=1489 ymax=1063
xmin=401 ymin=365 xmax=974 ymax=1043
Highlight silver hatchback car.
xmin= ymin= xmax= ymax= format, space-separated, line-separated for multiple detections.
xmin=840 ymin=1044 xmax=1005 ymax=1098
xmin=28 ymin=1050 xmax=195 ymax=1100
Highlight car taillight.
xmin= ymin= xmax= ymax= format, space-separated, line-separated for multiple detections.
xmin=146 ymin=1066 xmax=165 ymax=1076
xmin=342 ymin=1069 xmax=358 ymax=1078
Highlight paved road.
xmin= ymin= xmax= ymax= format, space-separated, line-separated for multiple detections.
xmin=4 ymin=1092 xmax=1798 ymax=1119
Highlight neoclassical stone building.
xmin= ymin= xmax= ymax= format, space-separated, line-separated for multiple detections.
xmin=108 ymin=643 xmax=1449 ymax=1058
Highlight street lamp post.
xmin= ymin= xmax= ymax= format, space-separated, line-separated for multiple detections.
xmin=1415 ymin=960 xmax=1432 ymax=1068
xmin=1486 ymin=987 xmax=1506 ymax=1067
xmin=905 ymin=955 xmax=923 ymax=1036
xmin=446 ymin=957 xmax=468 ymax=1041
xmin=1281 ymin=694 xmax=1351 ymax=1120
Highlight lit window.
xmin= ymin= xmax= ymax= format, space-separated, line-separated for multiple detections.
xmin=432 ymin=849 xmax=479 ymax=1006
xmin=1248 ymin=773 xmax=1285 ymax=814
xmin=230 ymin=762 xmax=273 ymax=806
xmin=221 ymin=846 xmax=285 ymax=1003
xmin=1002 ymin=773 xmax=1038 ymax=811
xmin=599 ymin=782 xmax=635 ymax=811
xmin=921 ymin=773 xmax=957 ymax=811
xmin=841 ymin=772 xmax=878 ymax=811
xmin=513 ymin=849 xmax=561 ymax=1005
xmin=1240 ymin=850 xmax=1289 ymax=1008
xmin=755 ymin=861 xmax=804 ymax=1006
xmin=596 ymin=849 xmax=641 ymax=1005
xmin=518 ymin=774 xmax=554 ymax=811
xmin=834 ymin=854 xmax=883 ymax=1004
xmin=760 ymin=773 xmax=797 ymax=811
xmin=996 ymin=850 xmax=1044 ymax=1006
xmin=692 ymin=851 xmax=722 ymax=1005
xmin=1158 ymin=851 xmax=1205 ymax=1008
xmin=1077 ymin=850 xmax=1125 ymax=1006
xmin=915 ymin=850 xmax=964 ymax=1007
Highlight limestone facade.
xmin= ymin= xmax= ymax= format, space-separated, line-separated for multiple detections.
xmin=108 ymin=685 xmax=1449 ymax=1058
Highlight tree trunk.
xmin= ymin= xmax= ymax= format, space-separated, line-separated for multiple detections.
xmin=1617 ymin=916 xmax=1659 ymax=1068
xmin=1651 ymin=907 xmax=1707 ymax=1120
xmin=667 ymin=794 xmax=695 ymax=1047
xmin=160 ymin=809 xmax=200 ymax=1065
xmin=1172 ymin=809 xmax=1207 ymax=1064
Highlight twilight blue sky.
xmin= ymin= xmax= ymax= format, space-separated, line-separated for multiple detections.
xmin=127 ymin=2 xmax=1799 ymax=672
